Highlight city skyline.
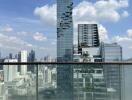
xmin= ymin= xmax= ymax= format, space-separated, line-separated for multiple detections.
xmin=0 ymin=0 xmax=132 ymax=59
xmin=0 ymin=1 xmax=132 ymax=100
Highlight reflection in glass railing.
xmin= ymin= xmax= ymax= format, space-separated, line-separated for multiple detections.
xmin=1 ymin=64 xmax=36 ymax=100
xmin=0 ymin=63 xmax=132 ymax=100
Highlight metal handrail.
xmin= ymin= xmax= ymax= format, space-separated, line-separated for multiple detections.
xmin=0 ymin=62 xmax=132 ymax=65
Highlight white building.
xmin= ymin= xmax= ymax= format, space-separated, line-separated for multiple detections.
xmin=0 ymin=82 xmax=5 ymax=100
xmin=73 ymin=47 xmax=101 ymax=62
xmin=18 ymin=50 xmax=27 ymax=75
xmin=82 ymin=47 xmax=102 ymax=62
xmin=4 ymin=59 xmax=18 ymax=82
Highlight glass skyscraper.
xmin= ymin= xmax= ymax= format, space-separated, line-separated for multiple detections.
xmin=57 ymin=0 xmax=73 ymax=100
xmin=101 ymin=43 xmax=122 ymax=62
xmin=101 ymin=42 xmax=122 ymax=100
xmin=57 ymin=0 xmax=73 ymax=62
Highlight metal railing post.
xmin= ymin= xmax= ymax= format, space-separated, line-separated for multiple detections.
xmin=36 ymin=64 xmax=38 ymax=100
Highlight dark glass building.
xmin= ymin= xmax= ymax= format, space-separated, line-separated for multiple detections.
xmin=57 ymin=0 xmax=73 ymax=62
xmin=28 ymin=50 xmax=36 ymax=72
xmin=78 ymin=24 xmax=99 ymax=49
xmin=57 ymin=0 xmax=73 ymax=100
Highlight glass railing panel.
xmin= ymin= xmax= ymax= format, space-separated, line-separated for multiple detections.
xmin=38 ymin=64 xmax=57 ymax=100
xmin=121 ymin=65 xmax=132 ymax=100
xmin=37 ymin=63 xmax=132 ymax=100
xmin=0 ymin=63 xmax=132 ymax=100
xmin=1 ymin=64 xmax=37 ymax=100
xmin=73 ymin=64 xmax=107 ymax=100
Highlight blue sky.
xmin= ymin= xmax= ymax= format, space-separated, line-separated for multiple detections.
xmin=0 ymin=0 xmax=132 ymax=59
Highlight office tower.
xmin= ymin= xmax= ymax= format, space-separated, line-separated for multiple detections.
xmin=18 ymin=50 xmax=27 ymax=75
xmin=101 ymin=42 xmax=122 ymax=61
xmin=57 ymin=0 xmax=73 ymax=62
xmin=101 ymin=42 xmax=122 ymax=100
xmin=78 ymin=24 xmax=99 ymax=53
xmin=28 ymin=50 xmax=36 ymax=72
xmin=9 ymin=53 xmax=13 ymax=59
xmin=4 ymin=59 xmax=18 ymax=82
xmin=73 ymin=24 xmax=106 ymax=100
xmin=77 ymin=24 xmax=101 ymax=62
xmin=28 ymin=50 xmax=35 ymax=62
xmin=73 ymin=63 xmax=106 ymax=99
xmin=57 ymin=0 xmax=73 ymax=100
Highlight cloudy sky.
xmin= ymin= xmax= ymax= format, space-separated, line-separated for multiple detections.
xmin=0 ymin=0 xmax=132 ymax=59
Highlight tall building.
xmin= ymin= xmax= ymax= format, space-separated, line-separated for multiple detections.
xmin=77 ymin=24 xmax=101 ymax=62
xmin=18 ymin=50 xmax=27 ymax=75
xmin=101 ymin=42 xmax=122 ymax=61
xmin=28 ymin=50 xmax=35 ymax=62
xmin=4 ymin=59 xmax=18 ymax=82
xmin=78 ymin=24 xmax=99 ymax=53
xmin=57 ymin=0 xmax=73 ymax=100
xmin=73 ymin=65 xmax=107 ymax=100
xmin=73 ymin=24 xmax=106 ymax=100
xmin=57 ymin=0 xmax=73 ymax=62
xmin=9 ymin=53 xmax=13 ymax=59
xmin=28 ymin=50 xmax=36 ymax=72
xmin=101 ymin=42 xmax=122 ymax=100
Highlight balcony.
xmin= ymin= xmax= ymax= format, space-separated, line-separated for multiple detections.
xmin=0 ymin=62 xmax=131 ymax=100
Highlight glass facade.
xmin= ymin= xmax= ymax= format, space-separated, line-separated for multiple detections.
xmin=101 ymin=43 xmax=122 ymax=61
xmin=101 ymin=42 xmax=122 ymax=100
xmin=73 ymin=65 xmax=107 ymax=100
xmin=0 ymin=63 xmax=131 ymax=100
xmin=57 ymin=0 xmax=73 ymax=100
xmin=57 ymin=0 xmax=73 ymax=62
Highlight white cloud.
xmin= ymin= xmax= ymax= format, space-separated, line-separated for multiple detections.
xmin=112 ymin=36 xmax=132 ymax=42
xmin=0 ymin=33 xmax=33 ymax=50
xmin=34 ymin=0 xmax=129 ymax=44
xmin=98 ymin=10 xmax=120 ymax=22
xmin=111 ymin=28 xmax=132 ymax=59
xmin=17 ymin=31 xmax=29 ymax=36
xmin=0 ymin=24 xmax=13 ymax=32
xmin=33 ymin=32 xmax=47 ymax=41
xmin=127 ymin=29 xmax=132 ymax=37
xmin=74 ymin=0 xmax=121 ymax=22
xmin=121 ymin=11 xmax=129 ymax=18
xmin=73 ymin=1 xmax=97 ymax=22
xmin=118 ymin=0 xmax=129 ymax=8
xmin=34 ymin=4 xmax=56 ymax=26
xmin=0 ymin=32 xmax=49 ymax=53
xmin=112 ymin=29 xmax=132 ymax=42
xmin=34 ymin=0 xmax=129 ymax=26
xmin=98 ymin=24 xmax=109 ymax=42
